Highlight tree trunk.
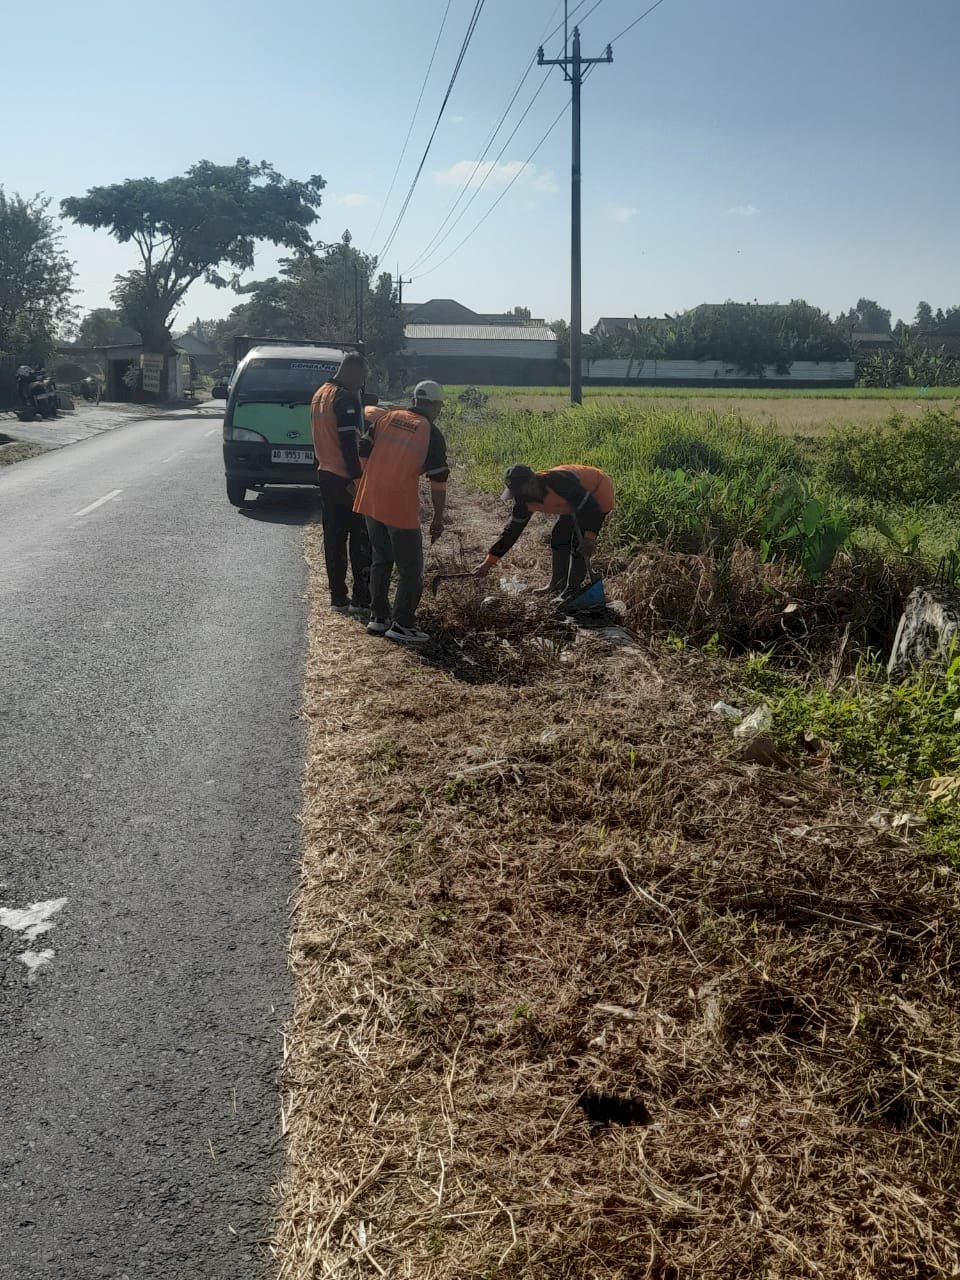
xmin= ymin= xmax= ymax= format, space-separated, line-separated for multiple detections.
xmin=137 ymin=324 xmax=174 ymax=402
xmin=887 ymin=586 xmax=960 ymax=680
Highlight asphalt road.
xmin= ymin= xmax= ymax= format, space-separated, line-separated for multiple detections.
xmin=0 ymin=410 xmax=312 ymax=1278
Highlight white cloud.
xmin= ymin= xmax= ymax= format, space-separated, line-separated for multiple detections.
xmin=335 ymin=193 xmax=371 ymax=207
xmin=609 ymin=204 xmax=638 ymax=224
xmin=432 ymin=160 xmax=558 ymax=194
xmin=727 ymin=203 xmax=758 ymax=218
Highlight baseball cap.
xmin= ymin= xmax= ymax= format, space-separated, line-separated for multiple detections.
xmin=413 ymin=379 xmax=444 ymax=403
xmin=500 ymin=463 xmax=535 ymax=502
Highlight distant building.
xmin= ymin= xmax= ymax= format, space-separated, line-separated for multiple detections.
xmin=405 ymin=323 xmax=561 ymax=386
xmin=174 ymin=332 xmax=222 ymax=373
xmin=403 ymin=298 xmax=545 ymax=327
xmin=582 ymin=358 xmax=856 ymax=388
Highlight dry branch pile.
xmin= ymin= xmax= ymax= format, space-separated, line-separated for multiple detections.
xmin=276 ymin=512 xmax=959 ymax=1280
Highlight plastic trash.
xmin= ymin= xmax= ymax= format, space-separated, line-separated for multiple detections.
xmin=733 ymin=705 xmax=773 ymax=740
xmin=712 ymin=701 xmax=743 ymax=721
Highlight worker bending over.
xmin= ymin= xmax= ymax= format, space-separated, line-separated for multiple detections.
xmin=476 ymin=464 xmax=615 ymax=596
xmin=354 ymin=380 xmax=449 ymax=645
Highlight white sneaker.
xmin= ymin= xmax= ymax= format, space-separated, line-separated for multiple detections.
xmin=386 ymin=623 xmax=431 ymax=645
xmin=367 ymin=617 xmax=390 ymax=635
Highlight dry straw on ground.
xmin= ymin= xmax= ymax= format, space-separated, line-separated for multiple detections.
xmin=275 ymin=495 xmax=959 ymax=1279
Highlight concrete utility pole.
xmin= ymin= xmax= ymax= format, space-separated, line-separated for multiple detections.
xmin=538 ymin=19 xmax=612 ymax=406
xmin=394 ymin=269 xmax=412 ymax=308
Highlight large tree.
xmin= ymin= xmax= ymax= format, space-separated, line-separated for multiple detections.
xmin=210 ymin=233 xmax=406 ymax=392
xmin=76 ymin=307 xmax=139 ymax=347
xmin=61 ymin=158 xmax=326 ymax=395
xmin=0 ymin=190 xmax=75 ymax=364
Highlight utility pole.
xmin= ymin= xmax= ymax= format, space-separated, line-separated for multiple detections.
xmin=394 ymin=268 xmax=412 ymax=308
xmin=538 ymin=20 xmax=612 ymax=405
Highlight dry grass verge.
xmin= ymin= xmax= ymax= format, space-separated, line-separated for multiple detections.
xmin=277 ymin=499 xmax=960 ymax=1279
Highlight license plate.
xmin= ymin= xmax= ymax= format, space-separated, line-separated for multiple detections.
xmin=271 ymin=448 xmax=314 ymax=464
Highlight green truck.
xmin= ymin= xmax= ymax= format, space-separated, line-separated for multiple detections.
xmin=215 ymin=336 xmax=363 ymax=507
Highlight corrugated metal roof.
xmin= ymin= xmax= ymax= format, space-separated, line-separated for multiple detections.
xmin=405 ymin=324 xmax=556 ymax=341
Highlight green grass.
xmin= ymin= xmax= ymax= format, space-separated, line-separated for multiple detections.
xmin=738 ymin=651 xmax=960 ymax=865
xmin=445 ymin=383 xmax=960 ymax=401
xmin=446 ymin=401 xmax=960 ymax=569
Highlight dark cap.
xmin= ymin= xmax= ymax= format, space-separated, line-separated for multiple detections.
xmin=501 ymin=464 xmax=536 ymax=502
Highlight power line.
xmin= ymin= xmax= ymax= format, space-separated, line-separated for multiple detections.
xmin=405 ymin=72 xmax=554 ymax=273
xmin=403 ymin=0 xmax=593 ymax=274
xmin=369 ymin=0 xmax=455 ymax=244
xmin=605 ymin=0 xmax=669 ymax=46
xmin=403 ymin=0 xmax=570 ymax=273
xmin=377 ymin=0 xmax=488 ymax=264
xmin=411 ymin=98 xmax=570 ymax=280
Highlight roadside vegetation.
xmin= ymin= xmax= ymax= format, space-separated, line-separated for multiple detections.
xmin=444 ymin=399 xmax=960 ymax=865
xmin=285 ymin=473 xmax=960 ymax=1277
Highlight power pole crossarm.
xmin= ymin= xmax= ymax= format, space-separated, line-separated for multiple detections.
xmin=538 ymin=23 xmax=612 ymax=406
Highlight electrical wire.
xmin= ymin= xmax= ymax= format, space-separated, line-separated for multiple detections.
xmin=405 ymin=72 xmax=554 ymax=273
xmin=412 ymin=97 xmax=570 ymax=280
xmin=403 ymin=0 xmax=569 ymax=273
xmin=369 ymin=0 xmax=455 ymax=244
xmin=605 ymin=0 xmax=668 ymax=46
xmin=402 ymin=0 xmax=591 ymax=273
xmin=376 ymin=0 xmax=487 ymax=263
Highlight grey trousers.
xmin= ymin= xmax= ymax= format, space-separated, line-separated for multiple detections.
xmin=365 ymin=518 xmax=424 ymax=627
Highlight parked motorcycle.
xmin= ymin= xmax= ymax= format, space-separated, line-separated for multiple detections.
xmin=15 ymin=364 xmax=59 ymax=420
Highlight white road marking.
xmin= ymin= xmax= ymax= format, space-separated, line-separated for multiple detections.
xmin=1 ymin=899 xmax=68 ymax=979
xmin=73 ymin=488 xmax=122 ymax=517
xmin=204 ymin=427 xmax=220 ymax=438
xmin=160 ymin=451 xmax=183 ymax=464
xmin=19 ymin=948 xmax=55 ymax=977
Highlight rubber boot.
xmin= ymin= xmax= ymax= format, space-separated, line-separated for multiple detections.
xmin=534 ymin=542 xmax=571 ymax=595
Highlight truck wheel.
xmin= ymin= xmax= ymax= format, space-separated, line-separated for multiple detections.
xmin=226 ymin=478 xmax=250 ymax=507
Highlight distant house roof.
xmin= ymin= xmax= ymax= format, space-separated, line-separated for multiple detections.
xmin=175 ymin=333 xmax=220 ymax=357
xmin=405 ymin=324 xmax=556 ymax=341
xmin=851 ymin=331 xmax=895 ymax=346
xmin=593 ymin=317 xmax=637 ymax=333
xmin=403 ymin=299 xmax=484 ymax=325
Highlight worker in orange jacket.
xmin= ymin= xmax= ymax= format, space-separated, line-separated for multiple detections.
xmin=476 ymin=463 xmax=615 ymax=596
xmin=311 ymin=353 xmax=370 ymax=614
xmin=354 ymin=380 xmax=449 ymax=645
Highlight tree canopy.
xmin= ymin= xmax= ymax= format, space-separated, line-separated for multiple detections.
xmin=61 ymin=159 xmax=326 ymax=391
xmin=0 ymin=190 xmax=75 ymax=364
xmin=205 ymin=233 xmax=405 ymax=392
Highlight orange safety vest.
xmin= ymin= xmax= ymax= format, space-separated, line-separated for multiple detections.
xmin=354 ymin=408 xmax=431 ymax=529
xmin=311 ymin=381 xmax=359 ymax=479
xmin=530 ymin=465 xmax=615 ymax=516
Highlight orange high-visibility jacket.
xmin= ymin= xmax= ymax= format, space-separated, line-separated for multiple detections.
xmin=311 ymin=381 xmax=360 ymax=479
xmin=530 ymin=465 xmax=615 ymax=515
xmin=353 ymin=408 xmax=432 ymax=529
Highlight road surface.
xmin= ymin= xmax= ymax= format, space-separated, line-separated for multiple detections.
xmin=0 ymin=410 xmax=311 ymax=1278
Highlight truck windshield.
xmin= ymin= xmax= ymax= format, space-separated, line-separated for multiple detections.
xmin=234 ymin=358 xmax=340 ymax=404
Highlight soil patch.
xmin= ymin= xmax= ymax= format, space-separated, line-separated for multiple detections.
xmin=276 ymin=488 xmax=960 ymax=1279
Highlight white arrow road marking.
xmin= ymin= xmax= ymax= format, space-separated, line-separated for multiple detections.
xmin=73 ymin=488 xmax=122 ymax=517
xmin=1 ymin=899 xmax=68 ymax=977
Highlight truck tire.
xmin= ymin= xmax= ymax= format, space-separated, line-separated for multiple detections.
xmin=226 ymin=477 xmax=250 ymax=507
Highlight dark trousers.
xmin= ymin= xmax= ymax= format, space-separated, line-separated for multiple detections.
xmin=550 ymin=513 xmax=606 ymax=593
xmin=317 ymin=471 xmax=370 ymax=606
xmin=365 ymin=518 xmax=424 ymax=628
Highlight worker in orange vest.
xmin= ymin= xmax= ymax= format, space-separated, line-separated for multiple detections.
xmin=311 ymin=353 xmax=370 ymax=614
xmin=354 ymin=380 xmax=449 ymax=645
xmin=475 ymin=463 xmax=615 ymax=597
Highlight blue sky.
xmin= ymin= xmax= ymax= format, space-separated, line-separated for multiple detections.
xmin=4 ymin=0 xmax=959 ymax=329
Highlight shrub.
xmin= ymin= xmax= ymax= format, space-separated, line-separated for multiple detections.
xmin=817 ymin=408 xmax=960 ymax=505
